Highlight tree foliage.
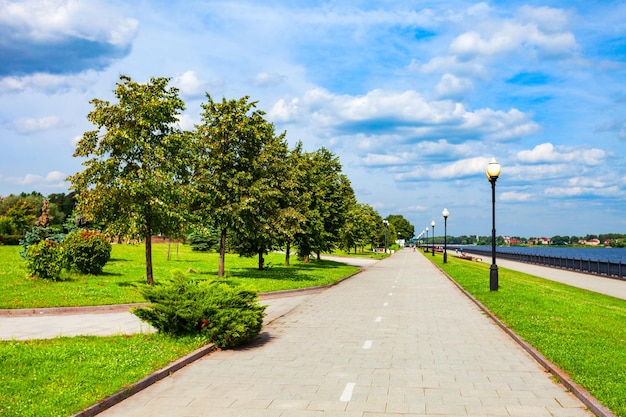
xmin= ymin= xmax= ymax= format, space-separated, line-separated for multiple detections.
xmin=192 ymin=95 xmax=288 ymax=274
xmin=68 ymin=75 xmax=189 ymax=285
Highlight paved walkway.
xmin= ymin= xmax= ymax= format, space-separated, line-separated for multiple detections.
xmin=89 ymin=250 xmax=591 ymax=417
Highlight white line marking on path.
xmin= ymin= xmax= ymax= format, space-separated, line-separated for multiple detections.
xmin=388 ymin=293 xmax=393 ymax=296
xmin=383 ymin=302 xmax=389 ymax=307
xmin=340 ymin=382 xmax=356 ymax=401
xmin=363 ymin=340 xmax=373 ymax=349
xmin=375 ymin=316 xmax=382 ymax=323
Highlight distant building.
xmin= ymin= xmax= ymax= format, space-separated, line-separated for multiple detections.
xmin=579 ymin=238 xmax=601 ymax=246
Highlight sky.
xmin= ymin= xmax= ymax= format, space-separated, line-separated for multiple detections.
xmin=1 ymin=0 xmax=626 ymax=239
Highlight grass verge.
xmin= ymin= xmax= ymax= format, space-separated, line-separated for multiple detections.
xmin=0 ymin=334 xmax=207 ymax=417
xmin=431 ymin=253 xmax=626 ymax=417
xmin=0 ymin=244 xmax=359 ymax=309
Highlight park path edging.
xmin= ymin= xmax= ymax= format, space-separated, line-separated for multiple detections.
xmin=68 ymin=259 xmax=370 ymax=416
xmin=430 ymin=260 xmax=617 ymax=417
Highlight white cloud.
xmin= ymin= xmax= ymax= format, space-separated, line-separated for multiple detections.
xmin=0 ymin=71 xmax=97 ymax=93
xmin=12 ymin=116 xmax=60 ymax=134
xmin=0 ymin=0 xmax=138 ymax=45
xmin=3 ymin=171 xmax=68 ymax=188
xmin=173 ymin=71 xmax=208 ymax=97
xmin=500 ymin=191 xmax=532 ymax=202
xmin=395 ymin=156 xmax=489 ymax=181
xmin=252 ymin=72 xmax=286 ymax=87
xmin=436 ymin=74 xmax=473 ymax=98
xmin=517 ymin=143 xmax=605 ymax=165
xmin=270 ymin=88 xmax=538 ymax=142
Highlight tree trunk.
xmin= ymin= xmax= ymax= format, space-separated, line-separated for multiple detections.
xmin=316 ymin=251 xmax=321 ymax=261
xmin=218 ymin=228 xmax=226 ymax=278
xmin=145 ymin=236 xmax=154 ymax=285
xmin=258 ymin=250 xmax=264 ymax=270
xmin=285 ymin=241 xmax=290 ymax=266
xmin=167 ymin=238 xmax=171 ymax=261
xmin=304 ymin=254 xmax=309 ymax=263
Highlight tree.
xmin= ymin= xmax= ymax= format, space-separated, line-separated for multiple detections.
xmin=275 ymin=143 xmax=307 ymax=266
xmin=295 ymin=148 xmax=355 ymax=261
xmin=6 ymin=199 xmax=36 ymax=234
xmin=341 ymin=203 xmax=382 ymax=253
xmin=229 ymin=127 xmax=291 ymax=270
xmin=68 ymin=75 xmax=189 ymax=285
xmin=192 ymin=95 xmax=278 ymax=276
xmin=387 ymin=214 xmax=415 ymax=242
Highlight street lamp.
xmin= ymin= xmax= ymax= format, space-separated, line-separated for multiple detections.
xmin=383 ymin=219 xmax=389 ymax=253
xmin=442 ymin=208 xmax=449 ymax=263
xmin=486 ymin=158 xmax=501 ymax=291
xmin=431 ymin=220 xmax=435 ymax=257
xmin=425 ymin=227 xmax=429 ymax=253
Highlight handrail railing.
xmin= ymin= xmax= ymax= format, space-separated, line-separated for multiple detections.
xmin=461 ymin=248 xmax=626 ymax=281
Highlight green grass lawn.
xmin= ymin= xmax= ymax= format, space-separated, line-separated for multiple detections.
xmin=431 ymin=253 xmax=626 ymax=417
xmin=0 ymin=242 xmax=365 ymax=417
xmin=0 ymin=334 xmax=207 ymax=417
xmin=0 ymin=243 xmax=360 ymax=309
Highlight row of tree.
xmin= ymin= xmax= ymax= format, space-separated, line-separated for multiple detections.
xmin=0 ymin=191 xmax=76 ymax=236
xmin=63 ymin=75 xmax=415 ymax=284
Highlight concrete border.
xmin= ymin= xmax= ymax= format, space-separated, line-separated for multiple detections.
xmin=70 ymin=343 xmax=217 ymax=417
xmin=432 ymin=261 xmax=617 ymax=417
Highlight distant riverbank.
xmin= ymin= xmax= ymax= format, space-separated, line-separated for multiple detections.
xmin=462 ymin=245 xmax=626 ymax=263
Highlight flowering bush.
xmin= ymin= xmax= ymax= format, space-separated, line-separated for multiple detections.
xmin=63 ymin=230 xmax=112 ymax=274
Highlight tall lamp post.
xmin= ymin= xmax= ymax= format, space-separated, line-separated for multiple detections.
xmin=431 ymin=220 xmax=435 ymax=257
xmin=425 ymin=227 xmax=429 ymax=253
xmin=486 ymin=158 xmax=501 ymax=291
xmin=442 ymin=208 xmax=449 ymax=263
xmin=383 ymin=219 xmax=389 ymax=253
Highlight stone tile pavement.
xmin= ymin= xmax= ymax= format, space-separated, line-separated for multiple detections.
xmin=86 ymin=250 xmax=595 ymax=416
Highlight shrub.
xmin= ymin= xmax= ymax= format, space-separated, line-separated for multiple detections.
xmin=25 ymin=239 xmax=64 ymax=280
xmin=63 ymin=230 xmax=112 ymax=274
xmin=132 ymin=272 xmax=266 ymax=349
xmin=19 ymin=225 xmax=65 ymax=259
xmin=187 ymin=228 xmax=219 ymax=252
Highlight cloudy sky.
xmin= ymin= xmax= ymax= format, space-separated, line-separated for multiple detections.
xmin=1 ymin=0 xmax=625 ymax=238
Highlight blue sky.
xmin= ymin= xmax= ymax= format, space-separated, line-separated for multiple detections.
xmin=1 ymin=0 xmax=626 ymax=238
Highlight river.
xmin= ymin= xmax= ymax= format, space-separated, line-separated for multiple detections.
xmin=462 ymin=245 xmax=626 ymax=263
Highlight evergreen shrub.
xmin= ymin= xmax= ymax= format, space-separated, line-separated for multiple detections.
xmin=187 ymin=228 xmax=219 ymax=252
xmin=63 ymin=230 xmax=112 ymax=274
xmin=24 ymin=239 xmax=64 ymax=280
xmin=132 ymin=272 xmax=266 ymax=349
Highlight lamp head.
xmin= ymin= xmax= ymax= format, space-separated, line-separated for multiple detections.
xmin=486 ymin=158 xmax=501 ymax=181
xmin=431 ymin=220 xmax=435 ymax=227
xmin=442 ymin=208 xmax=449 ymax=219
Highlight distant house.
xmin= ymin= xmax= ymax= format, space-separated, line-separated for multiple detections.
xmin=529 ymin=237 xmax=550 ymax=245
xmin=503 ymin=237 xmax=521 ymax=246
xmin=579 ymin=238 xmax=601 ymax=246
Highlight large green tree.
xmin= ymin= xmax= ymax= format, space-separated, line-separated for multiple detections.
xmin=68 ymin=75 xmax=189 ymax=285
xmin=387 ymin=214 xmax=415 ymax=242
xmin=193 ymin=95 xmax=282 ymax=276
xmin=341 ymin=203 xmax=382 ymax=253
xmin=295 ymin=147 xmax=355 ymax=261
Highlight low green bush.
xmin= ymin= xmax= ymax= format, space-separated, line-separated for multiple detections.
xmin=63 ymin=230 xmax=111 ymax=274
xmin=132 ymin=271 xmax=266 ymax=349
xmin=24 ymin=239 xmax=64 ymax=280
